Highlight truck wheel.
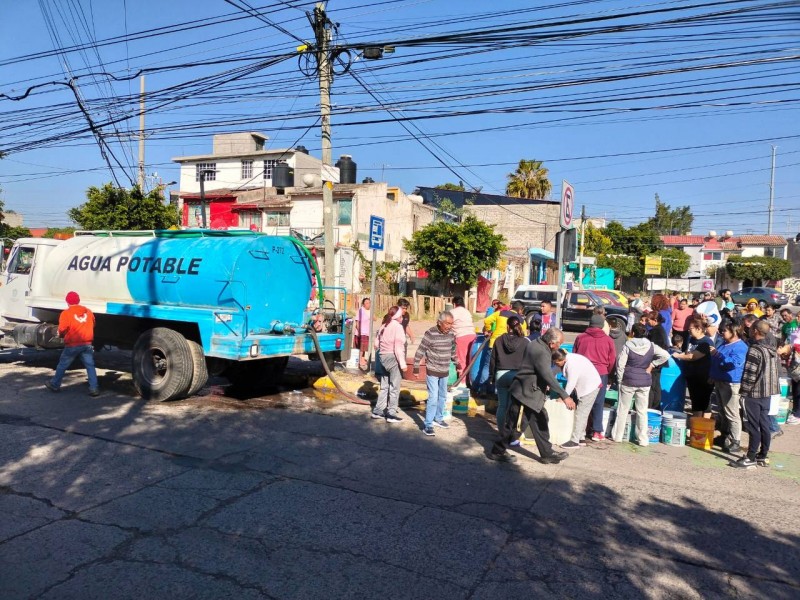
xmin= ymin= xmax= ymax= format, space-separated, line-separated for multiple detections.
xmin=185 ymin=340 xmax=209 ymax=398
xmin=132 ymin=328 xmax=193 ymax=401
xmin=607 ymin=316 xmax=627 ymax=331
xmin=225 ymin=357 xmax=289 ymax=396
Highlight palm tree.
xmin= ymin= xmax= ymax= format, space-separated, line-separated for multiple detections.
xmin=505 ymin=159 xmax=552 ymax=199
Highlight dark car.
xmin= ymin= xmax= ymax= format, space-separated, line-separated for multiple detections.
xmin=514 ymin=286 xmax=628 ymax=331
xmin=730 ymin=287 xmax=789 ymax=308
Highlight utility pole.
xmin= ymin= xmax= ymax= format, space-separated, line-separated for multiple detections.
xmin=199 ymin=170 xmax=208 ymax=229
xmin=313 ymin=3 xmax=336 ymax=305
xmin=138 ymin=76 xmax=145 ymax=190
xmin=578 ymin=205 xmax=586 ymax=287
xmin=767 ymin=144 xmax=776 ymax=234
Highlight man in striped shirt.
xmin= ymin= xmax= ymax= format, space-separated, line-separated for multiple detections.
xmin=414 ymin=311 xmax=457 ymax=437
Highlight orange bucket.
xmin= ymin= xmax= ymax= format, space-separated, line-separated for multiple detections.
xmin=688 ymin=417 xmax=715 ymax=450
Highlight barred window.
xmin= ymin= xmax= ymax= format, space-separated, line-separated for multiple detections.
xmin=241 ymin=160 xmax=253 ymax=180
xmin=263 ymin=159 xmax=278 ymax=180
xmin=195 ymin=162 xmax=216 ymax=181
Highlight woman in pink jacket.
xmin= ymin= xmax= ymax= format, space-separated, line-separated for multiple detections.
xmin=372 ymin=306 xmax=407 ymax=422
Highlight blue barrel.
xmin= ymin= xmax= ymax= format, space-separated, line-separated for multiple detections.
xmin=469 ymin=334 xmax=490 ymax=389
xmin=659 ymin=357 xmax=686 ymax=412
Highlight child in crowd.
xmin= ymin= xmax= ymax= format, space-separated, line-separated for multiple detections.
xmin=669 ymin=334 xmax=684 ymax=355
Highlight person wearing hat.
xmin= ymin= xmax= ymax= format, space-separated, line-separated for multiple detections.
xmin=45 ymin=291 xmax=100 ymax=396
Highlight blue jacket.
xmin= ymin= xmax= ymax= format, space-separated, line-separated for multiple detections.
xmin=709 ymin=339 xmax=748 ymax=383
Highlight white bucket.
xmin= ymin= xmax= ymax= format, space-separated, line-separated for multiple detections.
xmin=345 ymin=348 xmax=360 ymax=369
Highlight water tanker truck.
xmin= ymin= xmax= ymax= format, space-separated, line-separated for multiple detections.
xmin=0 ymin=230 xmax=345 ymax=401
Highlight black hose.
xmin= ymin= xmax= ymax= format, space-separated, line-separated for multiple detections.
xmin=306 ymin=326 xmax=371 ymax=405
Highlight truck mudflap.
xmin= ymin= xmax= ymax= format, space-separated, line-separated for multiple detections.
xmin=208 ymin=331 xmax=343 ymax=361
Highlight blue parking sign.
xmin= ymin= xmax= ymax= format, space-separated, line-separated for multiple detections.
xmin=369 ymin=216 xmax=385 ymax=251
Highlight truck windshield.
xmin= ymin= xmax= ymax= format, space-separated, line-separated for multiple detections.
xmin=8 ymin=246 xmax=35 ymax=275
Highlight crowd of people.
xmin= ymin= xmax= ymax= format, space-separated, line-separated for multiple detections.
xmin=368 ymin=289 xmax=800 ymax=469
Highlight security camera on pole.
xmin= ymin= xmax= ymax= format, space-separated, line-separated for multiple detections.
xmin=556 ymin=180 xmax=575 ymax=327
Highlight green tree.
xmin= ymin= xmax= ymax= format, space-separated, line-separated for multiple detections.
xmin=404 ymin=215 xmax=506 ymax=286
xmin=434 ymin=182 xmax=465 ymax=191
xmin=582 ymin=223 xmax=613 ymax=256
xmin=646 ymin=195 xmax=694 ymax=235
xmin=68 ymin=183 xmax=180 ymax=230
xmin=725 ymin=255 xmax=791 ymax=282
xmin=44 ymin=227 xmax=77 ymax=239
xmin=505 ymin=159 xmax=552 ymax=199
xmin=654 ymin=247 xmax=691 ymax=278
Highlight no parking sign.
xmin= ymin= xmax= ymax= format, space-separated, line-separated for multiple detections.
xmin=561 ymin=180 xmax=575 ymax=229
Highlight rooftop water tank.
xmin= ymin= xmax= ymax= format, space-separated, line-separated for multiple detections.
xmin=336 ymin=155 xmax=357 ymax=184
xmin=272 ymin=161 xmax=294 ymax=188
xmin=294 ymin=145 xmax=309 ymax=154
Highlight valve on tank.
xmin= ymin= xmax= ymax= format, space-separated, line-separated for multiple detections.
xmin=270 ymin=320 xmax=296 ymax=335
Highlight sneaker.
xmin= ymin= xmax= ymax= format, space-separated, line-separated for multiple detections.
xmin=757 ymin=456 xmax=770 ymax=468
xmin=561 ymin=440 xmax=585 ymax=449
xmin=592 ymin=432 xmax=606 ymax=441
xmin=733 ymin=456 xmax=757 ymax=469
xmin=44 ymin=381 xmax=59 ymax=393
xmin=370 ymin=412 xmax=384 ymax=420
xmin=725 ymin=442 xmax=741 ymax=454
xmin=385 ymin=414 xmax=403 ymax=423
xmin=423 ymin=426 xmax=436 ymax=437
xmin=772 ymin=428 xmax=784 ymax=439
xmin=541 ymin=451 xmax=569 ymax=464
xmin=432 ymin=420 xmax=449 ymax=429
xmin=89 ymin=389 xmax=100 ymax=397
xmin=488 ymin=452 xmax=516 ymax=463
xmin=786 ymin=415 xmax=800 ymax=425
xmin=509 ymin=439 xmax=521 ymax=447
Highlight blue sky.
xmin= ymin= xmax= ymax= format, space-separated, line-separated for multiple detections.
xmin=1 ymin=0 xmax=798 ymax=236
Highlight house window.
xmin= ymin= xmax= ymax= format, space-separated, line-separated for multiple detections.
xmin=336 ymin=198 xmax=352 ymax=225
xmin=195 ymin=162 xmax=216 ymax=181
xmin=265 ymin=211 xmax=290 ymax=227
xmin=238 ymin=210 xmax=262 ymax=230
xmin=703 ymin=252 xmax=722 ymax=261
xmin=765 ymin=247 xmax=785 ymax=259
xmin=241 ymin=160 xmax=253 ymax=180
xmin=386 ymin=191 xmax=397 ymax=201
xmin=263 ymin=159 xmax=279 ymax=180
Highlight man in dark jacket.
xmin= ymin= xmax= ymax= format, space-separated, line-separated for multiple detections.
xmin=735 ymin=320 xmax=780 ymax=468
xmin=573 ymin=314 xmax=616 ymax=440
xmin=489 ymin=328 xmax=575 ymax=464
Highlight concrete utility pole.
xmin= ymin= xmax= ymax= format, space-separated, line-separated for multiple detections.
xmin=313 ymin=3 xmax=336 ymax=304
xmin=138 ymin=76 xmax=145 ymax=190
xmin=768 ymin=144 xmax=777 ymax=234
xmin=578 ymin=205 xmax=586 ymax=287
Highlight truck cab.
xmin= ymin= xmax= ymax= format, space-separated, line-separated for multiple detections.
xmin=0 ymin=238 xmax=61 ymax=327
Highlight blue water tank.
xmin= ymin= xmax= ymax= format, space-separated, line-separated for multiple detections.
xmin=659 ymin=357 xmax=686 ymax=412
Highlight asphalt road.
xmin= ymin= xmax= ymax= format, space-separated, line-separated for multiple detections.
xmin=1 ymin=348 xmax=799 ymax=599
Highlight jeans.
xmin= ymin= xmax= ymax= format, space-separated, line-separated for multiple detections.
xmin=743 ymin=396 xmax=771 ymax=459
xmin=374 ymin=353 xmax=402 ymax=417
xmin=792 ymin=380 xmax=800 ymax=417
xmin=612 ymin=384 xmax=650 ymax=445
xmin=571 ymin=389 xmax=600 ymax=444
xmin=494 ymin=369 xmax=517 ymax=432
xmin=424 ymin=375 xmax=448 ymax=427
xmin=590 ymin=374 xmax=608 ymax=433
xmin=51 ymin=344 xmax=98 ymax=391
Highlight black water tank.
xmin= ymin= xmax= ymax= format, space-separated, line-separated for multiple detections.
xmin=272 ymin=161 xmax=294 ymax=188
xmin=362 ymin=177 xmax=375 ymax=184
xmin=336 ymin=155 xmax=357 ymax=184
xmin=295 ymin=145 xmax=309 ymax=154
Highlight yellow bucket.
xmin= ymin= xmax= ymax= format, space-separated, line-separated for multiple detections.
xmin=688 ymin=417 xmax=715 ymax=450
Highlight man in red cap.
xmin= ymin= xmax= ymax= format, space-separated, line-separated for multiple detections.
xmin=45 ymin=291 xmax=100 ymax=396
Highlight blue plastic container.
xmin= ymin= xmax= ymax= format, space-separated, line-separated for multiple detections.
xmin=647 ymin=409 xmax=662 ymax=444
xmin=468 ymin=334 xmax=490 ymax=389
xmin=659 ymin=357 xmax=686 ymax=412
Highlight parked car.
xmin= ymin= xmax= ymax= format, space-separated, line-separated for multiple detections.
xmin=730 ymin=287 xmax=789 ymax=307
xmin=513 ymin=286 xmax=628 ymax=331
xmin=592 ymin=290 xmax=626 ymax=308
xmin=794 ymin=293 xmax=800 ymax=307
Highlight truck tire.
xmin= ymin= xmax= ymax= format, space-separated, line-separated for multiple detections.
xmin=607 ymin=315 xmax=627 ymax=331
xmin=185 ymin=340 xmax=209 ymax=398
xmin=225 ymin=357 xmax=289 ymax=397
xmin=132 ymin=328 xmax=193 ymax=402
